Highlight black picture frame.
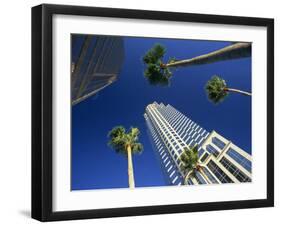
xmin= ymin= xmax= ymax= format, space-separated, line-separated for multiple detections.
xmin=32 ymin=3 xmax=274 ymax=222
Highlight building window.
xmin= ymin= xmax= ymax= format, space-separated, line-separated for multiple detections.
xmin=226 ymin=148 xmax=251 ymax=172
xmin=185 ymin=137 xmax=191 ymax=144
xmin=194 ymin=171 xmax=207 ymax=184
xmin=206 ymin=144 xmax=220 ymax=157
xmin=220 ymin=157 xmax=251 ymax=182
xmin=201 ymin=167 xmax=219 ymax=183
xmin=198 ymin=148 xmax=205 ymax=157
xmin=187 ymin=178 xmax=193 ymax=185
xmin=165 ymin=160 xmax=171 ymax=167
xmin=172 ymin=176 xmax=179 ymax=184
xmin=212 ymin=137 xmax=226 ymax=150
xmin=167 ymin=165 xmax=173 ymax=172
xmin=199 ymin=137 xmax=205 ymax=146
xmin=169 ymin=170 xmax=175 ymax=178
xmin=190 ymin=140 xmax=196 ymax=148
xmin=200 ymin=152 xmax=209 ymax=162
xmin=207 ymin=160 xmax=233 ymax=183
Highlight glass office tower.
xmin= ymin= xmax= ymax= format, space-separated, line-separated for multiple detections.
xmin=71 ymin=35 xmax=125 ymax=105
xmin=144 ymin=102 xmax=252 ymax=186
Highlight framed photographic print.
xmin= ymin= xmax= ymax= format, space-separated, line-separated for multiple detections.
xmin=31 ymin=4 xmax=274 ymax=221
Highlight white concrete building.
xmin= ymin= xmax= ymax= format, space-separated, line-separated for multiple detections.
xmin=144 ymin=102 xmax=252 ymax=186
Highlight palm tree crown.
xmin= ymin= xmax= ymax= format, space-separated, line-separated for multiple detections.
xmin=205 ymin=75 xmax=228 ymax=104
xmin=180 ymin=146 xmax=213 ymax=184
xmin=180 ymin=146 xmax=200 ymax=175
xmin=108 ymin=126 xmax=143 ymax=155
xmin=142 ymin=44 xmax=173 ymax=86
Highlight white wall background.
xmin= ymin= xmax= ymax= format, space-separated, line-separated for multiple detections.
xmin=0 ymin=0 xmax=279 ymax=225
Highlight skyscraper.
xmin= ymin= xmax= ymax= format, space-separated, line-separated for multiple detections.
xmin=144 ymin=102 xmax=252 ymax=186
xmin=71 ymin=35 xmax=125 ymax=105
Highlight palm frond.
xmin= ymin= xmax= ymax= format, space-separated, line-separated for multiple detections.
xmin=108 ymin=126 xmax=125 ymax=139
xmin=131 ymin=143 xmax=143 ymax=154
xmin=130 ymin=127 xmax=140 ymax=139
xmin=168 ymin=57 xmax=177 ymax=64
xmin=143 ymin=44 xmax=166 ymax=64
xmin=144 ymin=63 xmax=171 ymax=86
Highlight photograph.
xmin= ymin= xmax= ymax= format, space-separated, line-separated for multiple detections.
xmin=71 ymin=34 xmax=252 ymax=190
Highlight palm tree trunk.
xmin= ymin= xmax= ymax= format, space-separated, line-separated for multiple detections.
xmin=165 ymin=43 xmax=251 ymax=68
xmin=127 ymin=145 xmax=135 ymax=188
xmin=225 ymin=88 xmax=251 ymax=96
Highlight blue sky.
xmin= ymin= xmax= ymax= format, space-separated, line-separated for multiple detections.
xmin=71 ymin=36 xmax=251 ymax=190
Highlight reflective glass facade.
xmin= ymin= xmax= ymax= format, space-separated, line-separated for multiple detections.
xmin=71 ymin=35 xmax=125 ymax=105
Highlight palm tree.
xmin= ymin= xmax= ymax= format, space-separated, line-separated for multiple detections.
xmin=108 ymin=126 xmax=143 ymax=188
xmin=205 ymin=75 xmax=251 ymax=104
xmin=143 ymin=42 xmax=251 ymax=85
xmin=180 ymin=146 xmax=211 ymax=184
